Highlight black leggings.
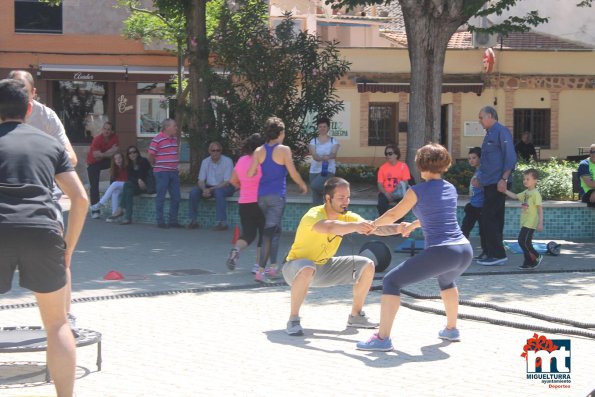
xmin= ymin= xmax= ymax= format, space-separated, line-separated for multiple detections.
xmin=518 ymin=227 xmax=538 ymax=266
xmin=239 ymin=202 xmax=264 ymax=246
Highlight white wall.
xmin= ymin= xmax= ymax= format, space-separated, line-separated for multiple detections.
xmin=489 ymin=0 xmax=595 ymax=46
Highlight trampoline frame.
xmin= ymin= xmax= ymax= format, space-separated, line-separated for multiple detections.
xmin=0 ymin=326 xmax=102 ymax=382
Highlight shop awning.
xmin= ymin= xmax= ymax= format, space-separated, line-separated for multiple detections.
xmin=357 ymin=81 xmax=484 ymax=95
xmin=126 ymin=66 xmax=185 ymax=82
xmin=38 ymin=64 xmax=184 ymax=82
xmin=39 ymin=64 xmax=127 ymax=81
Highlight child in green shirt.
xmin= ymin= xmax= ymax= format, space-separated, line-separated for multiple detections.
xmin=504 ymin=169 xmax=544 ymax=269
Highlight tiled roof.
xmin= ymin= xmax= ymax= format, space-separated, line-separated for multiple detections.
xmin=363 ymin=3 xmax=405 ymax=31
xmin=381 ymin=30 xmax=594 ymax=50
xmin=349 ymin=2 xmax=594 ymax=50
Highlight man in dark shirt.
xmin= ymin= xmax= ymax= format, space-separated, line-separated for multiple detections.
xmin=515 ymin=131 xmax=537 ymax=162
xmin=0 ymin=79 xmax=88 ymax=397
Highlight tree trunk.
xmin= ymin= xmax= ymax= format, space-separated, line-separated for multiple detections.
xmin=399 ymin=0 xmax=473 ymax=181
xmin=187 ymin=0 xmax=211 ymax=179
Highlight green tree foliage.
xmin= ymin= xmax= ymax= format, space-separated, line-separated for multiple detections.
xmin=209 ymin=1 xmax=351 ymax=162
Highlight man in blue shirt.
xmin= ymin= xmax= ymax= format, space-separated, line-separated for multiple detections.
xmin=475 ymin=106 xmax=517 ymax=265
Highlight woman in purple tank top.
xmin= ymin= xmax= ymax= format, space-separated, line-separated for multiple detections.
xmin=357 ymin=143 xmax=473 ymax=352
xmin=248 ymin=117 xmax=308 ymax=283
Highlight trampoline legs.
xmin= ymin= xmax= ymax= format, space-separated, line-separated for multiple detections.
xmin=97 ymin=341 xmax=102 ymax=371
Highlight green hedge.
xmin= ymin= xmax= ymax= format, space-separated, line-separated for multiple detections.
xmin=297 ymin=162 xmax=377 ymax=184
xmin=444 ymin=158 xmax=579 ymax=200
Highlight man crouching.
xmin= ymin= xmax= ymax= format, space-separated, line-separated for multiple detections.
xmin=282 ymin=177 xmax=402 ymax=336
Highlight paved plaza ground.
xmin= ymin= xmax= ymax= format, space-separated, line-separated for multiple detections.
xmin=1 ymin=214 xmax=595 ymax=396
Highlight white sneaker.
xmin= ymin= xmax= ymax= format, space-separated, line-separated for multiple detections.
xmin=91 ymin=210 xmax=100 ymax=219
xmin=90 ymin=203 xmax=103 ymax=211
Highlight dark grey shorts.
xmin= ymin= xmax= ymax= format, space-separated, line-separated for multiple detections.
xmin=0 ymin=228 xmax=67 ymax=294
xmin=282 ymin=254 xmax=374 ymax=288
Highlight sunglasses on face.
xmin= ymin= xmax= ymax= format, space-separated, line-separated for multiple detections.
xmin=590 ymin=150 xmax=595 ymax=154
xmin=128 ymin=150 xmax=138 ymax=154
xmin=385 ymin=152 xmax=395 ymax=156
xmin=210 ymin=149 xmax=222 ymax=152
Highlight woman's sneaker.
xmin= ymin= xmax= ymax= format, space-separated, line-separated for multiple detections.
xmin=438 ymin=327 xmax=461 ymax=341
xmin=255 ymin=270 xmax=272 ymax=283
xmin=356 ymin=333 xmax=393 ymax=351
xmin=226 ymin=249 xmax=239 ymax=271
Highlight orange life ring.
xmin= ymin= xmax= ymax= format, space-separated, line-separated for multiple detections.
xmin=482 ymin=48 xmax=496 ymax=73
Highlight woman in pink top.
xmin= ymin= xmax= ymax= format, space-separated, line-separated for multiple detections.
xmin=226 ymin=134 xmax=266 ymax=271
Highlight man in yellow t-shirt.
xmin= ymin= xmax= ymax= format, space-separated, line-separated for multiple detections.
xmin=283 ymin=177 xmax=402 ymax=336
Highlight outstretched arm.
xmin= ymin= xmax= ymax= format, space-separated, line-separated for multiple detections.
xmin=373 ymin=188 xmax=417 ymax=226
xmin=370 ymin=223 xmax=403 ymax=236
xmin=284 ymin=147 xmax=307 ymax=194
xmin=248 ymin=146 xmax=263 ymax=177
xmin=313 ymin=219 xmax=374 ymax=236
xmin=503 ymin=189 xmax=518 ymax=200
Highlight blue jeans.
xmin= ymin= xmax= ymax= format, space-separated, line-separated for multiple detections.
xmin=154 ymin=171 xmax=181 ymax=225
xmin=188 ymin=184 xmax=236 ymax=223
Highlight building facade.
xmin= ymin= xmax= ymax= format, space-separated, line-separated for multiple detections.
xmin=0 ymin=0 xmax=179 ymax=173
xmin=272 ymin=0 xmax=595 ymax=165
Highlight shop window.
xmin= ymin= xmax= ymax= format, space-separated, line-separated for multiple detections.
xmin=137 ymin=95 xmax=169 ymax=137
xmin=368 ymin=103 xmax=397 ymax=146
xmin=513 ymin=109 xmax=551 ymax=148
xmin=15 ymin=0 xmax=63 ymax=34
xmin=52 ymin=81 xmax=108 ymax=144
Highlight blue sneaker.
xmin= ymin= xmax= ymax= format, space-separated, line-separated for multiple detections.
xmin=356 ymin=333 xmax=393 ymax=352
xmin=438 ymin=327 xmax=461 ymax=341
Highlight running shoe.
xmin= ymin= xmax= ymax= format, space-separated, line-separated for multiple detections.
xmin=438 ymin=327 xmax=461 ymax=341
xmin=347 ymin=311 xmax=379 ymax=329
xmin=356 ymin=333 xmax=393 ymax=351
xmin=286 ymin=317 xmax=303 ymax=336
xmin=226 ymin=249 xmax=239 ymax=271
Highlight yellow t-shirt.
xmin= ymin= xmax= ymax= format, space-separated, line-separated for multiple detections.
xmin=286 ymin=205 xmax=364 ymax=265
xmin=517 ymin=189 xmax=542 ymax=229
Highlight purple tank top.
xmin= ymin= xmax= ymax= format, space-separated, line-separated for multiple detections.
xmin=258 ymin=144 xmax=287 ymax=197
xmin=411 ymin=179 xmax=466 ymax=248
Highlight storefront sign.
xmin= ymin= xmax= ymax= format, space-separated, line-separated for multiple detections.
xmin=73 ymin=72 xmax=94 ymax=80
xmin=117 ymin=95 xmax=134 ymax=113
xmin=329 ymin=101 xmax=350 ymax=138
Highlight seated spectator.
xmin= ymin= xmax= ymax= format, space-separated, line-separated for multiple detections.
xmin=578 ymin=143 xmax=595 ymax=208
xmin=90 ymin=152 xmax=127 ymax=221
xmin=187 ymin=141 xmax=236 ymax=230
xmin=377 ymin=144 xmax=411 ymax=216
xmin=118 ymin=146 xmax=155 ymax=225
xmin=87 ymin=122 xmax=119 ymax=218
xmin=515 ymin=131 xmax=537 ymax=162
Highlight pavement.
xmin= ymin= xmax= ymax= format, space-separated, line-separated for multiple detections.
xmin=1 ymin=205 xmax=595 ymax=397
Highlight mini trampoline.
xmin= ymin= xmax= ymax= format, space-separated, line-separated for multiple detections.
xmin=0 ymin=326 xmax=102 ymax=382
